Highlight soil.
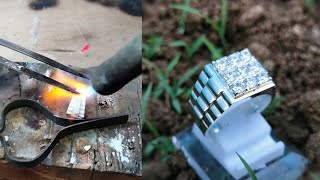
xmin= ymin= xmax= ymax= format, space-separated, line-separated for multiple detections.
xmin=142 ymin=0 xmax=320 ymax=179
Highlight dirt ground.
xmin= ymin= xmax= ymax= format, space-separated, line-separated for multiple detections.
xmin=143 ymin=0 xmax=320 ymax=179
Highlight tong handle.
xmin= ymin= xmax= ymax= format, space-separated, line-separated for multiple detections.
xmin=0 ymin=99 xmax=128 ymax=167
xmin=0 ymin=38 xmax=88 ymax=79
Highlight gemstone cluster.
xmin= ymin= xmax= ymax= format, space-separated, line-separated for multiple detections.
xmin=212 ymin=49 xmax=271 ymax=95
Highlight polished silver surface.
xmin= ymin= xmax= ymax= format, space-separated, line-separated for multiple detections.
xmin=189 ymin=49 xmax=275 ymax=133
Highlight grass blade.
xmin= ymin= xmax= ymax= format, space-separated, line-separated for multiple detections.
xmin=237 ymin=153 xmax=257 ymax=180
xmin=143 ymin=136 xmax=176 ymax=158
xmin=171 ymin=98 xmax=182 ymax=114
xmin=169 ymin=40 xmax=188 ymax=47
xmin=143 ymin=57 xmax=157 ymax=70
xmin=153 ymin=84 xmax=165 ymax=99
xmin=178 ymin=0 xmax=191 ymax=34
xmin=142 ymin=83 xmax=153 ymax=126
xmin=202 ymin=36 xmax=222 ymax=59
xmin=164 ymin=53 xmax=181 ymax=77
xmin=170 ymin=4 xmax=203 ymax=17
xmin=188 ymin=35 xmax=205 ymax=57
xmin=175 ymin=88 xmax=186 ymax=96
xmin=220 ymin=0 xmax=228 ymax=39
xmin=143 ymin=138 xmax=159 ymax=157
xmin=153 ymin=71 xmax=167 ymax=98
xmin=310 ymin=172 xmax=320 ymax=180
xmin=143 ymin=58 xmax=166 ymax=99
xmin=161 ymin=80 xmax=181 ymax=113
xmin=218 ymin=0 xmax=228 ymax=50
xmin=170 ymin=4 xmax=218 ymax=29
xmin=177 ymin=65 xmax=200 ymax=87
xmin=145 ymin=120 xmax=160 ymax=137
xmin=143 ymin=36 xmax=163 ymax=59
xmin=181 ymin=88 xmax=192 ymax=99
xmin=142 ymin=44 xmax=150 ymax=55
xmin=305 ymin=0 xmax=315 ymax=12
xmin=158 ymin=136 xmax=175 ymax=152
xmin=262 ymin=96 xmax=285 ymax=116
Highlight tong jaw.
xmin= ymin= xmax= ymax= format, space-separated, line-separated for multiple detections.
xmin=0 ymin=38 xmax=89 ymax=94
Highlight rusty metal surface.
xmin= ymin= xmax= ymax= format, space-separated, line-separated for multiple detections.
xmin=0 ymin=63 xmax=142 ymax=175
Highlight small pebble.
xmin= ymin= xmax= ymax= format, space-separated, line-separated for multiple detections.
xmin=84 ymin=145 xmax=91 ymax=152
xmin=39 ymin=119 xmax=46 ymax=126
xmin=239 ymin=5 xmax=265 ymax=28
xmin=4 ymin=136 xmax=9 ymax=142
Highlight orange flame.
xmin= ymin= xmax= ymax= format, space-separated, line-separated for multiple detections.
xmin=41 ymin=70 xmax=92 ymax=106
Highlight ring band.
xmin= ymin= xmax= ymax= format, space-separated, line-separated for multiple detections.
xmin=189 ymin=49 xmax=275 ymax=133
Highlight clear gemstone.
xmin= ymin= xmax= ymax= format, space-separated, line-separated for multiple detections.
xmin=249 ymin=61 xmax=263 ymax=73
xmin=243 ymin=77 xmax=257 ymax=90
xmin=240 ymin=49 xmax=251 ymax=57
xmin=228 ymin=52 xmax=240 ymax=64
xmin=213 ymin=49 xmax=272 ymax=95
xmin=255 ymin=71 xmax=270 ymax=85
xmin=230 ymin=81 xmax=246 ymax=94
xmin=214 ymin=57 xmax=228 ymax=71
xmin=240 ymin=54 xmax=251 ymax=63
xmin=222 ymin=71 xmax=235 ymax=83
xmin=237 ymin=65 xmax=249 ymax=74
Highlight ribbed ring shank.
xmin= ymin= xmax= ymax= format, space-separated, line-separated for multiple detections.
xmin=188 ymin=49 xmax=275 ymax=133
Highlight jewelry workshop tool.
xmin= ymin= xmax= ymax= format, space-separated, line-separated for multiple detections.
xmin=0 ymin=39 xmax=129 ymax=167
xmin=0 ymin=99 xmax=128 ymax=167
xmin=0 ymin=38 xmax=89 ymax=94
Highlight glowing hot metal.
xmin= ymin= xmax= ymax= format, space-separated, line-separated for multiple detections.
xmin=67 ymin=89 xmax=86 ymax=119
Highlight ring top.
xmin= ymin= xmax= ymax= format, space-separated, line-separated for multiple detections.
xmin=213 ymin=49 xmax=272 ymax=96
xmin=189 ymin=49 xmax=275 ymax=133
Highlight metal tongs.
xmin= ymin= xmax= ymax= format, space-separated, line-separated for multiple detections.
xmin=0 ymin=38 xmax=88 ymax=94
xmin=0 ymin=39 xmax=129 ymax=167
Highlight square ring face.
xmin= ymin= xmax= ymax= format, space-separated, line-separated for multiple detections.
xmin=211 ymin=49 xmax=273 ymax=97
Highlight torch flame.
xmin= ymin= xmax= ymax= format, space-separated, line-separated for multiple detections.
xmin=41 ymin=70 xmax=94 ymax=105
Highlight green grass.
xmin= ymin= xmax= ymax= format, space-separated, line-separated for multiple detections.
xmin=142 ymin=83 xmax=160 ymax=137
xmin=143 ymin=136 xmax=176 ymax=161
xmin=142 ymin=35 xmax=199 ymax=160
xmin=143 ymin=35 xmax=163 ymax=59
xmin=142 ymin=84 xmax=175 ymax=161
xmin=262 ymin=96 xmax=285 ymax=116
xmin=142 ymin=83 xmax=153 ymax=126
xmin=178 ymin=0 xmax=190 ymax=34
xmin=238 ymin=152 xmax=320 ymax=180
xmin=142 ymin=0 xmax=229 ymax=161
xmin=170 ymin=35 xmax=223 ymax=59
xmin=305 ymin=0 xmax=315 ymax=12
xmin=143 ymin=55 xmax=200 ymax=113
xmin=142 ymin=83 xmax=176 ymax=160
xmin=237 ymin=153 xmax=258 ymax=180
xmin=170 ymin=0 xmax=228 ymax=51
xmin=153 ymin=53 xmax=181 ymax=99
xmin=311 ymin=173 xmax=320 ymax=180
